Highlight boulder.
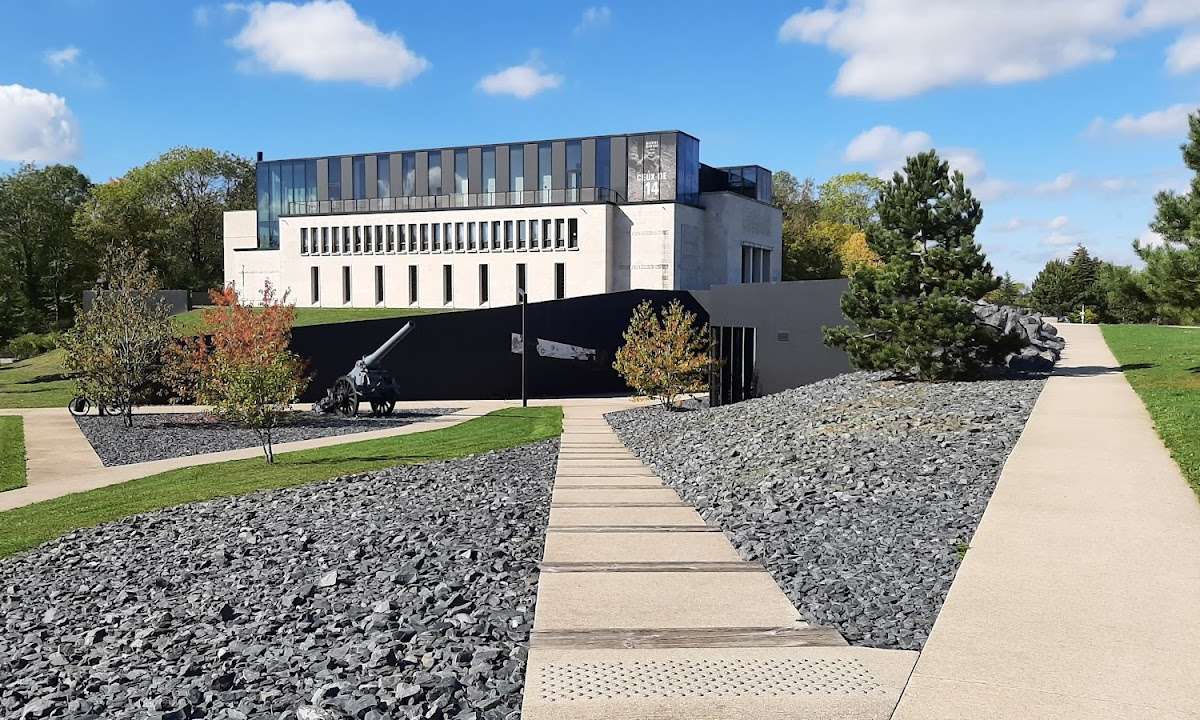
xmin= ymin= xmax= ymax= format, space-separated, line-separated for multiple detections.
xmin=967 ymin=299 xmax=1065 ymax=370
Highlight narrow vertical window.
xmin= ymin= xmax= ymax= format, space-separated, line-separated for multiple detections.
xmin=408 ymin=224 xmax=418 ymax=252
xmin=510 ymin=145 xmax=524 ymax=200
xmin=455 ymin=222 xmax=464 ymax=251
xmin=504 ymin=220 xmax=513 ymax=250
xmin=542 ymin=219 xmax=552 ymax=249
xmin=443 ymin=223 xmax=452 ymax=252
xmin=443 ymin=264 xmax=453 ymax=304
xmin=377 ymin=155 xmax=390 ymax=197
xmin=432 ymin=223 xmax=441 ymax=251
xmin=516 ymin=263 xmax=527 ymax=303
xmin=555 ymin=219 xmax=565 ymax=249
xmin=300 ymin=227 xmax=308 ymax=254
xmin=480 ymin=222 xmax=490 ymax=251
xmin=554 ymin=263 xmax=565 ymax=300
xmin=479 ymin=264 xmax=489 ymax=305
xmin=328 ymin=160 xmax=341 ymax=200
xmin=321 ymin=227 xmax=329 ymax=254
xmin=567 ymin=218 xmax=578 ymax=249
xmin=354 ymin=226 xmax=363 ymax=253
xmin=402 ymin=153 xmax=416 ymax=196
xmin=408 ymin=265 xmax=418 ymax=304
xmin=331 ymin=227 xmax=339 ymax=254
xmin=364 ymin=226 xmax=372 ymax=254
xmin=529 ymin=219 xmax=539 ymax=250
xmin=421 ymin=224 xmax=429 ymax=252
xmin=342 ymin=266 xmax=352 ymax=304
xmin=492 ymin=221 xmax=501 ymax=250
xmin=482 ymin=147 xmax=496 ymax=205
xmin=428 ymin=153 xmax=442 ymax=196
xmin=467 ymin=222 xmax=476 ymax=251
xmin=538 ymin=142 xmax=552 ymax=202
xmin=454 ymin=148 xmax=468 ymax=197
xmin=517 ymin=220 xmax=527 ymax=250
xmin=311 ymin=266 xmax=320 ymax=304
xmin=566 ymin=140 xmax=582 ymax=202
xmin=352 ymin=156 xmax=366 ymax=200
xmin=386 ymin=225 xmax=395 ymax=253
xmin=344 ymin=226 xmax=351 ymax=252
xmin=375 ymin=225 xmax=384 ymax=252
xmin=375 ymin=265 xmax=384 ymax=304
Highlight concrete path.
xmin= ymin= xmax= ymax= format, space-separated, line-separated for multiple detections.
xmin=892 ymin=324 xmax=1200 ymax=720
xmin=521 ymin=404 xmax=917 ymax=720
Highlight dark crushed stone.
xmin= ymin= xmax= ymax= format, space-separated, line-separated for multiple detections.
xmin=0 ymin=440 xmax=557 ymax=719
xmin=74 ymin=409 xmax=461 ymax=466
xmin=607 ymin=371 xmax=1045 ymax=651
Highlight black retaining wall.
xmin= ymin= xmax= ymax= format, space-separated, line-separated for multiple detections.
xmin=291 ymin=290 xmax=705 ymax=402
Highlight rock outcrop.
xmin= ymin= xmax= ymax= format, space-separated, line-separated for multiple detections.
xmin=969 ymin=300 xmax=1066 ymax=370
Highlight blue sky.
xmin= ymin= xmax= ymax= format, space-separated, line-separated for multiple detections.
xmin=3 ymin=0 xmax=1200 ymax=282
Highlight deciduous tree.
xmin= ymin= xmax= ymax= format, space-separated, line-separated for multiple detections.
xmin=74 ymin=147 xmax=254 ymax=291
xmin=60 ymin=245 xmax=173 ymax=427
xmin=613 ymin=300 xmax=711 ymax=409
xmin=168 ymin=282 xmax=307 ymax=463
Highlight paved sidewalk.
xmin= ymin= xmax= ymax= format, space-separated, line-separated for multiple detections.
xmin=521 ymin=405 xmax=917 ymax=720
xmin=892 ymin=324 xmax=1200 ymax=719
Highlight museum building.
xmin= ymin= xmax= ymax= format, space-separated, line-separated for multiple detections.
xmin=223 ymin=130 xmax=782 ymax=308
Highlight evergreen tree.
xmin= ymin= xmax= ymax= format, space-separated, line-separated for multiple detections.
xmin=1029 ymin=259 xmax=1081 ymax=317
xmin=984 ymin=272 xmax=1027 ymax=307
xmin=1137 ymin=110 xmax=1200 ymax=320
xmin=824 ymin=151 xmax=999 ymax=380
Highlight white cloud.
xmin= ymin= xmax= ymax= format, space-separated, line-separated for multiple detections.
xmin=778 ymin=0 xmax=1200 ymax=99
xmin=1044 ymin=230 xmax=1082 ymax=246
xmin=1048 ymin=215 xmax=1069 ymax=230
xmin=1000 ymin=217 xmax=1026 ymax=232
xmin=229 ymin=1 xmax=429 ymax=88
xmin=843 ymin=125 xmax=1012 ymax=200
xmin=1087 ymin=102 xmax=1196 ymax=137
xmin=1036 ymin=172 xmax=1077 ymax=193
xmin=575 ymin=6 xmax=611 ymax=33
xmin=0 ymin=84 xmax=80 ymax=163
xmin=478 ymin=61 xmax=562 ymax=99
xmin=1166 ymin=33 xmax=1200 ymax=74
xmin=1136 ymin=228 xmax=1165 ymax=248
xmin=1098 ymin=176 xmax=1136 ymax=192
xmin=44 ymin=47 xmax=80 ymax=68
xmin=193 ymin=6 xmax=211 ymax=26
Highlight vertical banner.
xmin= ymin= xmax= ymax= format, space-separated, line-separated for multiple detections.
xmin=659 ymin=132 xmax=677 ymax=201
xmin=626 ymin=135 xmax=643 ymax=202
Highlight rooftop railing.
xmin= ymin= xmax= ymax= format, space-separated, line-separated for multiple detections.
xmin=283 ymin=187 xmax=625 ymax=217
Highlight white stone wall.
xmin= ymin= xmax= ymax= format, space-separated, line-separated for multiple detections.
xmin=227 ymin=204 xmax=612 ymax=309
xmin=700 ymin=192 xmax=783 ymax=286
xmin=223 ymin=193 xmax=783 ymax=306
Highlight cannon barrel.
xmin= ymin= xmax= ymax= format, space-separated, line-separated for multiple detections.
xmin=361 ymin=322 xmax=413 ymax=368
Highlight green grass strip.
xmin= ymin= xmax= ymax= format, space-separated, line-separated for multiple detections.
xmin=1101 ymin=324 xmax=1200 ymax=500
xmin=0 ymin=406 xmax=562 ymax=559
xmin=0 ymin=416 xmax=26 ymax=493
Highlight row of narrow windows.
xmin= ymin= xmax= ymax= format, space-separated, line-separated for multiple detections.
xmin=299 ymin=218 xmax=579 ymax=256
xmin=310 ymin=262 xmax=566 ymax=306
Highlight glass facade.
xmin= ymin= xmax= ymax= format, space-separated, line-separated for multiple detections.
xmin=377 ymin=155 xmax=390 ymax=197
xmin=482 ymin=147 xmax=496 ymax=203
xmin=454 ymin=149 xmax=468 ymax=196
xmin=253 ymin=131 xmax=769 ymax=248
xmin=509 ymin=145 xmax=524 ymax=194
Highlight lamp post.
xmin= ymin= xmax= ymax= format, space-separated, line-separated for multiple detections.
xmin=518 ymin=289 xmax=528 ymax=407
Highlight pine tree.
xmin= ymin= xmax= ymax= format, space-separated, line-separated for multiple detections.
xmin=1137 ymin=110 xmax=1200 ymax=321
xmin=823 ymin=151 xmax=999 ymax=380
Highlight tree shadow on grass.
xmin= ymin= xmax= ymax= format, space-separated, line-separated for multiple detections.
xmin=1053 ymin=363 xmax=1155 ymax=377
xmin=14 ymin=373 xmax=73 ymax=385
xmin=283 ymin=453 xmax=437 ymax=467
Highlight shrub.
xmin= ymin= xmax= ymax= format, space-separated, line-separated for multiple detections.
xmin=2 ymin=332 xmax=60 ymax=360
xmin=613 ymin=299 xmax=711 ymax=410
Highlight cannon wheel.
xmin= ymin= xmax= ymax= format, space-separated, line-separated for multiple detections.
xmin=334 ymin=377 xmax=358 ymax=417
xmin=370 ymin=400 xmax=396 ymax=417
xmin=68 ymin=396 xmax=91 ymax=416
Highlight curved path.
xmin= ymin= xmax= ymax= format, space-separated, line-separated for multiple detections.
xmin=892 ymin=324 xmax=1200 ymax=719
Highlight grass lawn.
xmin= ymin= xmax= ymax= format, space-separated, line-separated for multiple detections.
xmin=0 ymin=405 xmax=561 ymax=558
xmin=1 ymin=307 xmax=448 ymax=409
xmin=171 ymin=305 xmax=447 ymax=336
xmin=1102 ymin=324 xmax=1200 ymax=499
xmin=0 ymin=350 xmax=76 ymax=409
xmin=0 ymin=416 xmax=26 ymax=493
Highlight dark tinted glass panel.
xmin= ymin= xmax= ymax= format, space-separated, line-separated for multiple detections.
xmin=454 ymin=149 xmax=468 ymax=195
xmin=377 ymin=156 xmax=390 ymax=197
xmin=595 ymin=138 xmax=611 ymax=195
xmin=538 ymin=143 xmax=552 ymax=200
xmin=328 ymin=160 xmax=341 ymax=201
xmin=566 ymin=140 xmax=582 ymax=190
xmin=353 ymin=156 xmax=366 ymax=199
xmin=306 ymin=159 xmax=317 ymax=202
xmin=256 ymin=163 xmax=269 ymax=247
xmin=428 ymin=154 xmax=442 ymax=195
xmin=509 ymin=146 xmax=524 ymax=192
xmin=482 ymin=148 xmax=496 ymax=194
xmin=402 ymin=153 xmax=415 ymax=196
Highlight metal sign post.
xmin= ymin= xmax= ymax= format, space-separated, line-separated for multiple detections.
xmin=519 ymin=290 xmax=528 ymax=407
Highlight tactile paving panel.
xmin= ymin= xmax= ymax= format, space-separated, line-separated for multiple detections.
xmin=537 ymin=657 xmax=885 ymax=701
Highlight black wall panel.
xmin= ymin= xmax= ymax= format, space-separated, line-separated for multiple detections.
xmin=291 ymin=290 xmax=706 ymax=402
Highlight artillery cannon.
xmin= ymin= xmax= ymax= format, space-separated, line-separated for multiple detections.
xmin=313 ymin=322 xmax=413 ymax=417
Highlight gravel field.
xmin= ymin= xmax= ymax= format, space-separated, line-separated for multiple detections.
xmin=0 ymin=440 xmax=557 ymax=720
xmin=74 ymin=409 xmax=461 ymax=466
xmin=607 ymin=372 xmax=1045 ymax=651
